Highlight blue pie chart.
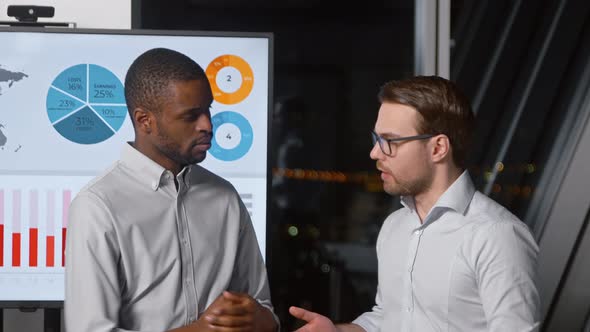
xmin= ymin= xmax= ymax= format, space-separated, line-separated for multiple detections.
xmin=210 ymin=111 xmax=253 ymax=161
xmin=46 ymin=64 xmax=127 ymax=144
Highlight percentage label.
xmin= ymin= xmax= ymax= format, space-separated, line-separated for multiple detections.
xmin=68 ymin=83 xmax=83 ymax=90
xmin=75 ymin=116 xmax=95 ymax=126
xmin=100 ymin=108 xmax=115 ymax=116
xmin=59 ymin=100 xmax=75 ymax=107
xmin=94 ymin=89 xmax=114 ymax=98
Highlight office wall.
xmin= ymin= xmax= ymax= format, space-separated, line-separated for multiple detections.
xmin=0 ymin=0 xmax=131 ymax=28
xmin=1 ymin=2 xmax=131 ymax=330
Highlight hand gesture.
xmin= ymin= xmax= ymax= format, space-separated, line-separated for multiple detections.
xmin=289 ymin=306 xmax=338 ymax=332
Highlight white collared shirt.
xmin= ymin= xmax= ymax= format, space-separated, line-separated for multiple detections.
xmin=353 ymin=171 xmax=540 ymax=332
xmin=65 ymin=143 xmax=275 ymax=331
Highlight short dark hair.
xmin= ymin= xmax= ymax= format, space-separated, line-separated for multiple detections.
xmin=124 ymin=48 xmax=207 ymax=117
xmin=378 ymin=75 xmax=474 ymax=168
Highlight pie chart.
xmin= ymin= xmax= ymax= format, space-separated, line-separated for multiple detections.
xmin=46 ymin=64 xmax=127 ymax=144
xmin=210 ymin=111 xmax=253 ymax=161
xmin=206 ymin=55 xmax=254 ymax=105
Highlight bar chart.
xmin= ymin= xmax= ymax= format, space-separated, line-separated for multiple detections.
xmin=0 ymin=175 xmax=264 ymax=301
xmin=0 ymin=189 xmax=70 ymax=269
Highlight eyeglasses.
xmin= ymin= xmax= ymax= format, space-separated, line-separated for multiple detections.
xmin=371 ymin=131 xmax=434 ymax=156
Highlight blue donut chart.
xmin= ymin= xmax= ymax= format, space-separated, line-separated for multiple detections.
xmin=210 ymin=111 xmax=253 ymax=161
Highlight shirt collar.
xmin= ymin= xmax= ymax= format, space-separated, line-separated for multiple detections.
xmin=432 ymin=170 xmax=476 ymax=215
xmin=120 ymin=142 xmax=193 ymax=191
xmin=400 ymin=170 xmax=476 ymax=222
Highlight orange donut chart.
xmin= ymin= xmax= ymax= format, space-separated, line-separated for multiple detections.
xmin=206 ymin=54 xmax=254 ymax=105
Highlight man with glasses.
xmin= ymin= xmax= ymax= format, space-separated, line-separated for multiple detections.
xmin=289 ymin=75 xmax=540 ymax=331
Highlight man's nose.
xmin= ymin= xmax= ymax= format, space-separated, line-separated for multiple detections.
xmin=196 ymin=114 xmax=212 ymax=133
xmin=369 ymin=142 xmax=382 ymax=160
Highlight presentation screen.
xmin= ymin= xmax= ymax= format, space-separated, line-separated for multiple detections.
xmin=0 ymin=27 xmax=272 ymax=305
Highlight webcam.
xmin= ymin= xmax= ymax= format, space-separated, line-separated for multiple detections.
xmin=7 ymin=5 xmax=55 ymax=22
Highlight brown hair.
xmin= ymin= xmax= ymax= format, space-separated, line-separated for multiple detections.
xmin=378 ymin=75 xmax=474 ymax=168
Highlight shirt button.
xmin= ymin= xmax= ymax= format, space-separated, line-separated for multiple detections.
xmin=407 ymin=307 xmax=412 ymax=312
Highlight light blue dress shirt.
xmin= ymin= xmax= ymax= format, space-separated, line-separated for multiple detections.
xmin=353 ymin=171 xmax=540 ymax=332
xmin=65 ymin=143 xmax=275 ymax=332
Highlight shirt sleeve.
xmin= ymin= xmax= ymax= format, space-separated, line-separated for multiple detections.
xmin=227 ymin=195 xmax=280 ymax=329
xmin=351 ymin=216 xmax=393 ymax=332
xmin=351 ymin=285 xmax=383 ymax=332
xmin=469 ymin=220 xmax=541 ymax=332
xmin=65 ymin=191 xmax=140 ymax=332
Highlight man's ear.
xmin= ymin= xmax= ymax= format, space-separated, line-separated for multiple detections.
xmin=431 ymin=134 xmax=451 ymax=163
xmin=133 ymin=108 xmax=153 ymax=134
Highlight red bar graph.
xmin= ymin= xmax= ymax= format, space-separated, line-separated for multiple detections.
xmin=29 ymin=190 xmax=39 ymax=267
xmin=29 ymin=229 xmax=38 ymax=266
xmin=0 ymin=188 xmax=72 ymax=268
xmin=62 ymin=190 xmax=71 ymax=267
xmin=46 ymin=190 xmax=55 ymax=267
xmin=0 ymin=224 xmax=3 ymax=267
xmin=12 ymin=233 xmax=21 ymax=267
xmin=0 ymin=189 xmax=4 ymax=267
xmin=12 ymin=190 xmax=21 ymax=267
xmin=61 ymin=228 xmax=66 ymax=266
xmin=46 ymin=236 xmax=55 ymax=267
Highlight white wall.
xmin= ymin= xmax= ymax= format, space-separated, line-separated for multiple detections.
xmin=0 ymin=0 xmax=131 ymax=29
xmin=1 ymin=2 xmax=131 ymax=330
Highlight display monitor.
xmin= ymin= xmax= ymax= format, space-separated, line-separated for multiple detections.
xmin=0 ymin=27 xmax=272 ymax=306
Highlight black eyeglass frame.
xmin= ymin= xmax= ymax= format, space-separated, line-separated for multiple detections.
xmin=371 ymin=131 xmax=435 ymax=156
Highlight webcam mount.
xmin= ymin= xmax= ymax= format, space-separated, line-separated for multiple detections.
xmin=1 ymin=5 xmax=75 ymax=27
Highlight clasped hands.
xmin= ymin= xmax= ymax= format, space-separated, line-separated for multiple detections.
xmin=189 ymin=291 xmax=276 ymax=332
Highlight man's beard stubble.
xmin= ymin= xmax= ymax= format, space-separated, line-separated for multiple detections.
xmin=381 ymin=163 xmax=434 ymax=197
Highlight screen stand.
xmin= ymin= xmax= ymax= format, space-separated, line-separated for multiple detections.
xmin=44 ymin=308 xmax=60 ymax=332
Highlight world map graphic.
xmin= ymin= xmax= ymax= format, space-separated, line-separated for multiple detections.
xmin=0 ymin=64 xmax=28 ymax=152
